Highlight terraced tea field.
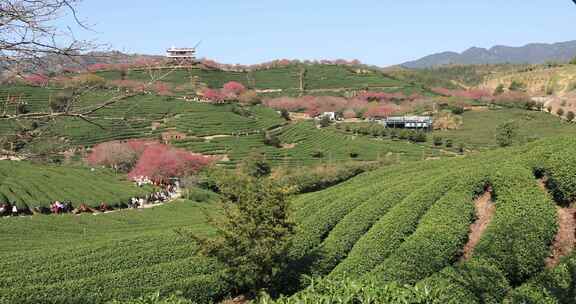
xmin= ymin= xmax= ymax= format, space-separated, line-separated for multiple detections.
xmin=174 ymin=121 xmax=441 ymax=167
xmin=282 ymin=136 xmax=576 ymax=303
xmin=0 ymin=85 xmax=440 ymax=168
xmin=1 ymin=136 xmax=576 ymax=303
xmin=95 ymin=64 xmax=411 ymax=93
xmin=0 ymin=200 xmax=226 ymax=304
xmin=0 ymin=161 xmax=149 ymax=208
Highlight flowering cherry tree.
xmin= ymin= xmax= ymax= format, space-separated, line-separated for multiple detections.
xmin=86 ymin=141 xmax=139 ymax=172
xmin=23 ymin=74 xmax=49 ymax=87
xmin=222 ymin=81 xmax=246 ymax=96
xmin=128 ymin=144 xmax=214 ymax=182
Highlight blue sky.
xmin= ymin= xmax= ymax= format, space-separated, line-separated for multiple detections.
xmin=60 ymin=0 xmax=576 ymax=66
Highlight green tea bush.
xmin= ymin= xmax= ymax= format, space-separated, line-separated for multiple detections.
xmin=308 ymin=169 xmax=441 ymax=276
xmin=366 ymin=169 xmax=488 ymax=284
xmin=506 ymin=253 xmax=576 ymax=304
xmin=256 ymin=277 xmax=444 ymax=304
xmin=329 ymin=172 xmax=461 ymax=279
xmin=472 ymin=164 xmax=557 ymax=285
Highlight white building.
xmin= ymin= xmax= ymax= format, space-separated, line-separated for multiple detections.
xmin=317 ymin=112 xmax=337 ymax=121
xmin=166 ymin=47 xmax=196 ymax=60
xmin=382 ymin=116 xmax=433 ymax=130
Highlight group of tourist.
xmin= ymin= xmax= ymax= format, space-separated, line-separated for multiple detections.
xmin=0 ymin=183 xmax=180 ymax=218
xmin=0 ymin=203 xmax=19 ymax=216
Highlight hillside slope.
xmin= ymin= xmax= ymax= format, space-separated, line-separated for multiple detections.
xmin=2 ymin=136 xmax=576 ymax=303
xmin=479 ymin=64 xmax=576 ymax=96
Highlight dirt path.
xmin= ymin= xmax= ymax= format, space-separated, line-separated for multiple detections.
xmin=546 ymin=207 xmax=576 ymax=268
xmin=96 ymin=190 xmax=183 ymax=215
xmin=538 ymin=178 xmax=576 ymax=267
xmin=203 ymin=134 xmax=232 ymax=140
xmin=461 ymin=191 xmax=495 ymax=261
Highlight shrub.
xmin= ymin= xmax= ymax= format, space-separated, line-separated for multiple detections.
xmin=556 ymin=108 xmax=565 ymax=117
xmin=240 ymin=152 xmax=271 ymax=178
xmin=109 ymin=293 xmax=194 ymax=304
xmin=496 ymin=121 xmax=519 ymax=147
xmin=71 ymin=73 xmax=107 ymax=88
xmin=409 ymin=132 xmax=427 ymax=143
xmin=311 ymin=150 xmax=324 ymax=158
xmin=472 ymin=165 xmax=557 ymax=285
xmin=280 ymin=109 xmax=291 ymax=121
xmin=263 ymin=132 xmax=281 ymax=148
xmin=184 ymin=187 xmax=219 ymax=202
xmin=509 ymin=80 xmax=526 ymax=92
xmin=445 ymin=139 xmax=454 ymax=148
xmin=451 ymin=105 xmax=465 ymax=115
xmin=494 ymin=84 xmax=505 ymax=95
xmin=566 ymin=111 xmax=575 ymax=122
xmin=50 ymin=90 xmax=74 ymax=113
xmin=458 ymin=143 xmax=465 ymax=154
xmin=318 ymin=116 xmax=332 ymax=128
xmin=433 ymin=136 xmax=443 ymax=146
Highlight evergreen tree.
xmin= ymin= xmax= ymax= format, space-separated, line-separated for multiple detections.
xmin=193 ymin=176 xmax=294 ymax=296
xmin=496 ymin=121 xmax=519 ymax=147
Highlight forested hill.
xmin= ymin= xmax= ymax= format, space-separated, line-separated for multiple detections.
xmin=402 ymin=40 xmax=576 ymax=69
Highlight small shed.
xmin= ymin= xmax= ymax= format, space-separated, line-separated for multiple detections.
xmin=161 ymin=131 xmax=187 ymax=143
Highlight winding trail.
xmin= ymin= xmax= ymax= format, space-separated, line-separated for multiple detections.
xmin=461 ymin=191 xmax=495 ymax=261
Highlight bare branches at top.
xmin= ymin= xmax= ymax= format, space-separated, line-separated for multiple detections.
xmin=0 ymin=0 xmax=93 ymax=74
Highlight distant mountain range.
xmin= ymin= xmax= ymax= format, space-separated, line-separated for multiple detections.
xmin=401 ymin=40 xmax=576 ymax=69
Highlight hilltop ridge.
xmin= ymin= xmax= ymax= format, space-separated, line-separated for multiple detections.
xmin=402 ymin=40 xmax=576 ymax=69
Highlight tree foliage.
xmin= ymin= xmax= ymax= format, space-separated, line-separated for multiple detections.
xmin=240 ymin=152 xmax=272 ymax=179
xmin=128 ymin=143 xmax=214 ymax=182
xmin=193 ymin=176 xmax=295 ymax=296
xmin=86 ymin=141 xmax=139 ymax=172
xmin=509 ymin=80 xmax=527 ymax=92
xmin=496 ymin=121 xmax=519 ymax=147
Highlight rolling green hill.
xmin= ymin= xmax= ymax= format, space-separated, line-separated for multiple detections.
xmin=0 ymin=84 xmax=442 ymax=167
xmin=96 ymin=64 xmax=422 ymax=95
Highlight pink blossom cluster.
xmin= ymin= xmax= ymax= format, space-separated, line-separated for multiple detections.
xmin=23 ymin=74 xmax=49 ymax=87
xmin=264 ymin=94 xmax=402 ymax=119
xmin=431 ymin=88 xmax=493 ymax=100
xmin=128 ymin=143 xmax=214 ymax=182
xmin=199 ymin=58 xmax=364 ymax=72
xmin=87 ymin=140 xmax=214 ymax=182
xmin=201 ymin=81 xmax=246 ymax=103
